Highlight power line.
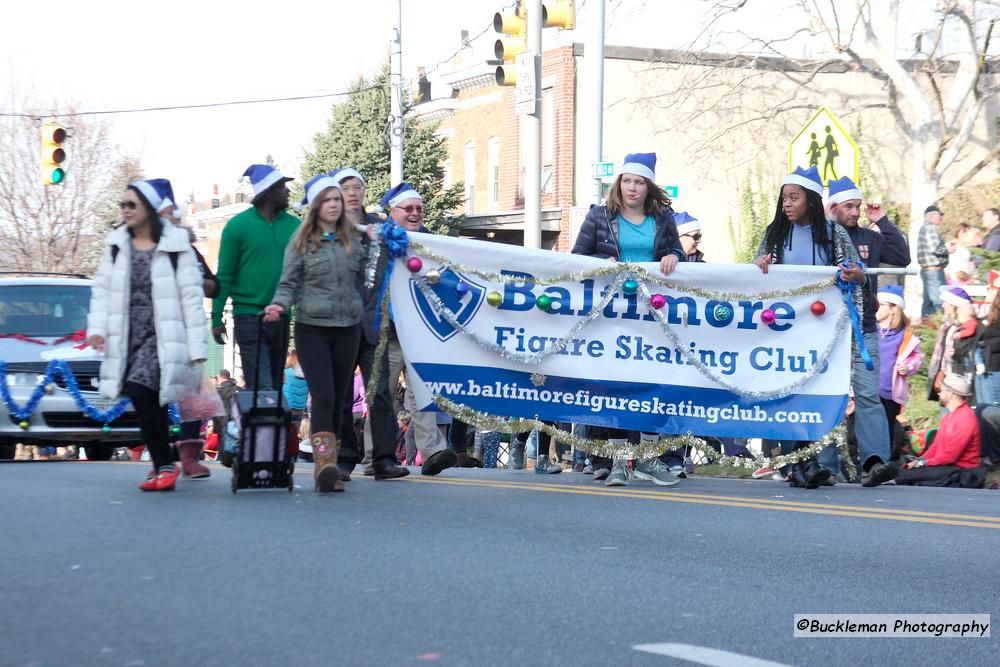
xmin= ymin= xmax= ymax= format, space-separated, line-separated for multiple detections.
xmin=0 ymin=86 xmax=384 ymax=118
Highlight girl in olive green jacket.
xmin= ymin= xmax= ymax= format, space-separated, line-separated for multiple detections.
xmin=265 ymin=174 xmax=366 ymax=492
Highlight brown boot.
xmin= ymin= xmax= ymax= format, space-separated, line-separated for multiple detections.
xmin=177 ymin=440 xmax=211 ymax=479
xmin=311 ymin=432 xmax=341 ymax=493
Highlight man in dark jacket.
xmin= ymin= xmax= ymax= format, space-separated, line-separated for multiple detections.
xmin=981 ymin=208 xmax=1000 ymax=252
xmin=333 ymin=167 xmax=409 ymax=481
xmin=213 ymin=369 xmax=238 ymax=441
xmin=825 ymin=176 xmax=910 ymax=486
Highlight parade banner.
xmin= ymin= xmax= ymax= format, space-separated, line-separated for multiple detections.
xmin=390 ymin=234 xmax=851 ymax=441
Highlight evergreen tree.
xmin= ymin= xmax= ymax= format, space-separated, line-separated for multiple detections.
xmin=301 ymin=65 xmax=464 ymax=235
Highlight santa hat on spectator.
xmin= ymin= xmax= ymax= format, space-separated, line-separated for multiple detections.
xmin=781 ymin=166 xmax=824 ymax=196
xmin=877 ymin=285 xmax=904 ymax=309
xmin=294 ymin=173 xmax=341 ymax=212
xmin=621 ymin=153 xmax=657 ymax=181
xmin=334 ymin=167 xmax=365 ymax=186
xmin=939 ymin=286 xmax=973 ymax=307
xmin=827 ymin=176 xmax=862 ymax=204
xmin=380 ymin=182 xmax=422 ymax=210
xmin=241 ymin=164 xmax=293 ymax=200
xmin=673 ymin=212 xmax=700 ymax=237
xmin=988 ymin=269 xmax=1000 ymax=289
xmin=131 ymin=178 xmax=180 ymax=218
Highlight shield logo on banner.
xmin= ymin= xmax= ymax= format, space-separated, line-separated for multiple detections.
xmin=858 ymin=244 xmax=869 ymax=260
xmin=410 ymin=268 xmax=485 ymax=341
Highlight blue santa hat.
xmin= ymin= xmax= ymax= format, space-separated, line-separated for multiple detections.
xmin=877 ymin=284 xmax=904 ymax=309
xmin=241 ymin=164 xmax=293 ymax=200
xmin=827 ymin=176 xmax=862 ymax=205
xmin=673 ymin=212 xmax=700 ymax=237
xmin=379 ymin=182 xmax=422 ymax=210
xmin=621 ymin=152 xmax=656 ymax=181
xmin=130 ymin=178 xmax=180 ymax=218
xmin=334 ymin=167 xmax=365 ymax=186
xmin=294 ymin=173 xmax=342 ymax=212
xmin=781 ymin=166 xmax=823 ymax=196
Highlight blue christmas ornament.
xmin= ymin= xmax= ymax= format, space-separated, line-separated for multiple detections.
xmin=622 ymin=279 xmax=639 ymax=295
xmin=455 ymin=281 xmax=471 ymax=297
xmin=713 ymin=304 xmax=733 ymax=323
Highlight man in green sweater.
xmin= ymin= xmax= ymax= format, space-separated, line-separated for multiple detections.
xmin=212 ymin=164 xmax=299 ymax=390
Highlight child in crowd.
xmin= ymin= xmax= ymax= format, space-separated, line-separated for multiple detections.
xmin=875 ymin=286 xmax=924 ymax=460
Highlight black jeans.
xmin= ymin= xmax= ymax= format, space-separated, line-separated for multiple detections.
xmin=234 ymin=315 xmax=287 ymax=390
xmin=122 ymin=382 xmax=172 ymax=470
xmin=897 ymin=464 xmax=963 ymax=484
xmin=295 ymin=322 xmax=360 ymax=449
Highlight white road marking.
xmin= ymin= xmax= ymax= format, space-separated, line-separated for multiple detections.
xmin=632 ymin=643 xmax=796 ymax=667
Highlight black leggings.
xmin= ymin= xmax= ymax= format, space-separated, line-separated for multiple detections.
xmin=295 ymin=322 xmax=361 ymax=438
xmin=122 ymin=381 xmax=172 ymax=470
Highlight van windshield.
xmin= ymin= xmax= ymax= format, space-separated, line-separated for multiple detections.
xmin=0 ymin=285 xmax=92 ymax=337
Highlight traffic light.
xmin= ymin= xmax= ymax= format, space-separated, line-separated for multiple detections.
xmin=40 ymin=120 xmax=67 ymax=186
xmin=542 ymin=0 xmax=575 ymax=29
xmin=493 ymin=4 xmax=526 ymax=86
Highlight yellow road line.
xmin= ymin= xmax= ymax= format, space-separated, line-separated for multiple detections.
xmin=403 ymin=476 xmax=1000 ymax=530
xmin=407 ymin=476 xmax=1000 ymax=522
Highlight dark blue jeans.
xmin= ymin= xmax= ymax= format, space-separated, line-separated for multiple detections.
xmin=234 ymin=315 xmax=287 ymax=391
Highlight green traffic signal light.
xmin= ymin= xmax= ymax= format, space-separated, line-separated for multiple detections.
xmin=50 ymin=168 xmax=65 ymax=184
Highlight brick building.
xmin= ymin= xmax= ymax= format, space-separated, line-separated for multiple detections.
xmin=412 ymin=45 xmax=578 ymax=251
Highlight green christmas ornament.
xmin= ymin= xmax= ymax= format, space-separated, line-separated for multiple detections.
xmin=18 ymin=420 xmax=29 ymax=430
xmin=487 ymin=291 xmax=503 ymax=307
xmin=536 ymin=294 xmax=552 ymax=310
xmin=622 ymin=279 xmax=639 ymax=295
xmin=101 ymin=425 xmax=112 ymax=434
xmin=170 ymin=425 xmax=181 ymax=435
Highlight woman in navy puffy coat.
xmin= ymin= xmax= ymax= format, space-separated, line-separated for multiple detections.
xmin=571 ymin=152 xmax=684 ymax=487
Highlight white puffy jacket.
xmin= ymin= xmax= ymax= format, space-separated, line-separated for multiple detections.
xmin=87 ymin=222 xmax=209 ymax=405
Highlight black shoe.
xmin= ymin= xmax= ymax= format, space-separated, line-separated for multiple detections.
xmin=455 ymin=452 xmax=483 ymax=468
xmin=787 ymin=463 xmax=808 ymax=487
xmin=337 ymin=463 xmax=354 ymax=482
xmin=802 ymin=458 xmax=832 ymax=489
xmin=363 ymin=465 xmax=375 ymax=476
xmin=374 ymin=463 xmax=410 ymax=480
xmin=862 ymin=460 xmax=899 ymax=487
xmin=422 ymin=449 xmax=458 ymax=476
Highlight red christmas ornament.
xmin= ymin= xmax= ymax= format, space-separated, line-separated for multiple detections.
xmin=649 ymin=294 xmax=666 ymax=309
xmin=760 ymin=309 xmax=776 ymax=325
xmin=406 ymin=256 xmax=423 ymax=273
xmin=810 ymin=300 xmax=826 ymax=316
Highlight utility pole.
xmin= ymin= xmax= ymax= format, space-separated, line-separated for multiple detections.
xmin=522 ymin=0 xmax=543 ymax=249
xmin=390 ymin=0 xmax=404 ymax=187
xmin=589 ymin=0 xmax=604 ymax=206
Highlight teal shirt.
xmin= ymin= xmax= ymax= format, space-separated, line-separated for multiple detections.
xmin=211 ymin=207 xmax=300 ymax=327
xmin=617 ymin=214 xmax=655 ymax=262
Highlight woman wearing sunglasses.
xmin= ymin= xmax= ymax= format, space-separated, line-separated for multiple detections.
xmin=87 ymin=179 xmax=208 ymax=492
xmin=674 ymin=212 xmax=703 ymax=263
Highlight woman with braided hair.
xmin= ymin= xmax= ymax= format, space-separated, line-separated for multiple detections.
xmin=753 ymin=166 xmax=865 ymax=489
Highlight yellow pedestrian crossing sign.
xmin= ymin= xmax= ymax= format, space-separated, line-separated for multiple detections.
xmin=788 ymin=108 xmax=858 ymax=186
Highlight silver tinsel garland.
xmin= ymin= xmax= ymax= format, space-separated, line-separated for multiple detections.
xmin=635 ymin=280 xmax=850 ymax=401
xmin=364 ymin=224 xmax=383 ymax=289
xmin=433 ymin=395 xmax=854 ymax=478
xmin=408 ymin=241 xmax=834 ymax=300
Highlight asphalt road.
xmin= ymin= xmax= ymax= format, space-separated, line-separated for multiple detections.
xmin=2 ymin=461 xmax=998 ymax=666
